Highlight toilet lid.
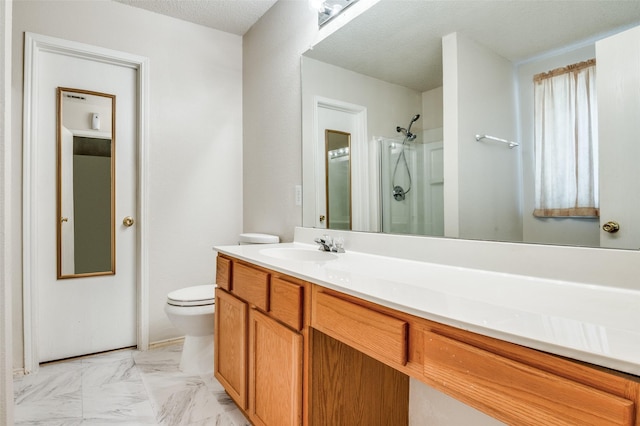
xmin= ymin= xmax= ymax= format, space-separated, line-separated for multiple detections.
xmin=238 ymin=233 xmax=280 ymax=244
xmin=167 ymin=285 xmax=215 ymax=307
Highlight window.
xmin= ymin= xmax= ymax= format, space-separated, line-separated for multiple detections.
xmin=533 ymin=59 xmax=598 ymax=217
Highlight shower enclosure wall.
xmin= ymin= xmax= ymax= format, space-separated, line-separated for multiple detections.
xmin=379 ymin=136 xmax=444 ymax=236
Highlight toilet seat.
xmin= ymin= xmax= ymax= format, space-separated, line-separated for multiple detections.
xmin=167 ymin=284 xmax=215 ymax=307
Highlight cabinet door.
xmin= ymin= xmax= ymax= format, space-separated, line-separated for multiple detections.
xmin=249 ymin=309 xmax=303 ymax=426
xmin=214 ymin=288 xmax=248 ymax=409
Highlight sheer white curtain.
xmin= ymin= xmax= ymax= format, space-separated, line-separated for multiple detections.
xmin=534 ymin=59 xmax=598 ymax=217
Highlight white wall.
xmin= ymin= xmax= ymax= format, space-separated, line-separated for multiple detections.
xmin=409 ymin=378 xmax=504 ymax=426
xmin=422 ymin=86 xmax=443 ymax=132
xmin=302 ymin=57 xmax=422 ymax=147
xmin=518 ymin=44 xmax=600 ymax=246
xmin=443 ymin=32 xmax=522 ymax=242
xmin=242 ymin=1 xmax=317 ymax=243
xmin=247 ymin=6 xmax=512 ymax=425
xmin=301 ymin=56 xmax=422 ymax=231
xmin=11 ymin=0 xmax=243 ymax=367
xmin=1 ymin=0 xmax=14 ymax=423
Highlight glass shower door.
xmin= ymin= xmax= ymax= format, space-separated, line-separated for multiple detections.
xmin=379 ymin=137 xmax=444 ymax=236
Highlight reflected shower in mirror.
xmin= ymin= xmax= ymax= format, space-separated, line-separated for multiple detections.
xmin=380 ymin=114 xmax=445 ymax=236
xmin=57 ymin=87 xmax=115 ymax=278
xmin=301 ymin=1 xmax=640 ymax=249
xmin=325 ymin=129 xmax=351 ymax=230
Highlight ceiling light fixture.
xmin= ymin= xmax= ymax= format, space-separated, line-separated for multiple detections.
xmin=312 ymin=0 xmax=359 ymax=26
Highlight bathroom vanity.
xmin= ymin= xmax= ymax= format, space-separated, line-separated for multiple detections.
xmin=213 ymin=238 xmax=640 ymax=426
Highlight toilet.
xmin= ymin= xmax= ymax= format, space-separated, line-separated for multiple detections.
xmin=164 ymin=233 xmax=279 ymax=374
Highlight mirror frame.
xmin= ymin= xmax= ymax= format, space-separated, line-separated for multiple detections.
xmin=57 ymin=87 xmax=116 ymax=279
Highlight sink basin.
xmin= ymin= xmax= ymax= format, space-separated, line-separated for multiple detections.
xmin=260 ymin=247 xmax=338 ymax=262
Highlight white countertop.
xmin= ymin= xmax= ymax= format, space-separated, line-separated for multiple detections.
xmin=214 ymin=242 xmax=640 ymax=376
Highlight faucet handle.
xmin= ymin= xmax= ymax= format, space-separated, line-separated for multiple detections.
xmin=332 ymin=236 xmax=345 ymax=253
xmin=314 ymin=236 xmax=331 ymax=251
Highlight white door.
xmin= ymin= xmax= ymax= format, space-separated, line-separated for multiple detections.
xmin=35 ymin=49 xmax=138 ymax=362
xmin=423 ymin=141 xmax=444 ymax=236
xmin=596 ymin=25 xmax=640 ymax=250
xmin=316 ymin=106 xmax=358 ymax=229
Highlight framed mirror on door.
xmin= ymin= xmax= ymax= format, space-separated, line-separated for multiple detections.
xmin=57 ymin=87 xmax=115 ymax=278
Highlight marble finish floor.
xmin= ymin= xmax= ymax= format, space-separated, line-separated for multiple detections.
xmin=13 ymin=343 xmax=250 ymax=425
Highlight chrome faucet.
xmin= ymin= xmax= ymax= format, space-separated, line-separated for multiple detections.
xmin=314 ymin=235 xmax=345 ymax=253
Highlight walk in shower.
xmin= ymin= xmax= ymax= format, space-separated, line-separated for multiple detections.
xmin=379 ymin=131 xmax=444 ymax=236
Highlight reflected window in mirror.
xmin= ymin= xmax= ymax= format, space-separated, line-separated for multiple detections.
xmin=533 ymin=59 xmax=598 ymax=218
xmin=325 ymin=129 xmax=352 ymax=230
xmin=302 ymin=1 xmax=640 ymax=249
xmin=57 ymin=87 xmax=116 ymax=279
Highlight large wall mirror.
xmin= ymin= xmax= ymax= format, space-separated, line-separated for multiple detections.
xmin=302 ymin=0 xmax=640 ymax=250
xmin=57 ymin=87 xmax=115 ymax=278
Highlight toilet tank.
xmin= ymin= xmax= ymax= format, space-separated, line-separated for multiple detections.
xmin=238 ymin=233 xmax=279 ymax=245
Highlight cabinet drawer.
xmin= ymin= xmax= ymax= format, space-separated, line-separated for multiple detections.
xmin=270 ymin=277 xmax=303 ymax=331
xmin=216 ymin=256 xmax=232 ymax=291
xmin=423 ymin=331 xmax=635 ymax=426
xmin=233 ymin=263 xmax=270 ymax=311
xmin=312 ymin=291 xmax=408 ymax=366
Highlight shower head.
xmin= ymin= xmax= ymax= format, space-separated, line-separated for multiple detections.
xmin=396 ymin=114 xmax=421 ymax=141
xmin=406 ymin=114 xmax=421 ymax=134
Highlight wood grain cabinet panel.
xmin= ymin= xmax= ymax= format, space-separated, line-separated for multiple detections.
xmin=269 ymin=277 xmax=303 ymax=331
xmin=423 ymin=330 xmax=636 ymax=426
xmin=214 ymin=288 xmax=248 ymax=409
xmin=312 ymin=290 xmax=408 ymax=367
xmin=233 ymin=262 xmax=270 ymax=311
xmin=216 ymin=256 xmax=231 ymax=291
xmin=310 ymin=329 xmax=409 ymax=426
xmin=215 ymin=254 xmax=640 ymax=426
xmin=249 ymin=309 xmax=303 ymax=426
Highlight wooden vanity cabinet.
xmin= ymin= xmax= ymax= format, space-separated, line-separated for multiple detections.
xmin=422 ymin=330 xmax=638 ymax=426
xmin=214 ymin=287 xmax=248 ymax=409
xmin=216 ymin=254 xmax=640 ymax=426
xmin=310 ymin=285 xmax=640 ymax=426
xmin=214 ymin=256 xmax=306 ymax=426
xmin=249 ymin=309 xmax=303 ymax=426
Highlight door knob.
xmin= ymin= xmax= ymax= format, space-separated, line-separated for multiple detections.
xmin=122 ymin=216 xmax=135 ymax=227
xmin=602 ymin=221 xmax=620 ymax=233
xmin=319 ymin=215 xmax=325 ymax=223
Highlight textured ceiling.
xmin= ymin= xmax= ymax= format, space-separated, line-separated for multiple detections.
xmin=305 ymin=0 xmax=640 ymax=92
xmin=113 ymin=0 xmax=279 ymax=35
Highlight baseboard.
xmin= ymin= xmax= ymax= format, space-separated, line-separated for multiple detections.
xmin=148 ymin=337 xmax=184 ymax=349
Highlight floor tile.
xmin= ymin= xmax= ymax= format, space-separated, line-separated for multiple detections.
xmin=14 ymin=343 xmax=250 ymax=426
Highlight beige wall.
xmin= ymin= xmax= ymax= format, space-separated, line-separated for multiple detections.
xmin=11 ymin=0 xmax=244 ymax=367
